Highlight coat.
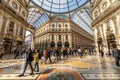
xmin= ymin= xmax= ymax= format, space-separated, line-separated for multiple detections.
xmin=113 ymin=49 xmax=120 ymax=57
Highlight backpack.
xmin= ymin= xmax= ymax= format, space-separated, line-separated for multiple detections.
xmin=43 ymin=50 xmax=48 ymax=58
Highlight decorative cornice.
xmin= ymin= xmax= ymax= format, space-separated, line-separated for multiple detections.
xmin=0 ymin=3 xmax=32 ymax=29
xmin=92 ymin=1 xmax=120 ymax=27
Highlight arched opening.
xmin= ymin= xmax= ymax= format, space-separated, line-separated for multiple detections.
xmin=65 ymin=42 xmax=69 ymax=48
xmin=57 ymin=41 xmax=62 ymax=48
xmin=107 ymin=34 xmax=116 ymax=50
xmin=50 ymin=41 xmax=55 ymax=48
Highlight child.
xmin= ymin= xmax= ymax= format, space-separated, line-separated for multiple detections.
xmin=33 ymin=49 xmax=39 ymax=72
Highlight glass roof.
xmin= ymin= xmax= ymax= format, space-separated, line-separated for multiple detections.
xmin=32 ymin=0 xmax=88 ymax=13
xmin=71 ymin=8 xmax=93 ymax=34
xmin=27 ymin=8 xmax=49 ymax=28
xmin=26 ymin=0 xmax=95 ymax=35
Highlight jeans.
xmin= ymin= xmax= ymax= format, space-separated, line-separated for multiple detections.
xmin=33 ymin=62 xmax=39 ymax=71
xmin=21 ymin=61 xmax=33 ymax=75
xmin=115 ymin=57 xmax=120 ymax=66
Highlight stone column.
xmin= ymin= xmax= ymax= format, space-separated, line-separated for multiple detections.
xmin=0 ymin=15 xmax=4 ymax=33
xmin=109 ymin=18 xmax=116 ymax=34
xmin=101 ymin=24 xmax=108 ymax=53
xmin=113 ymin=15 xmax=120 ymax=48
xmin=56 ymin=35 xmax=58 ymax=48
xmin=23 ymin=28 xmax=26 ymax=41
xmin=4 ymin=19 xmax=10 ymax=34
xmin=31 ymin=35 xmax=34 ymax=49
xmin=115 ymin=15 xmax=120 ymax=34
xmin=94 ymin=27 xmax=99 ymax=54
xmin=62 ymin=35 xmax=64 ymax=48
xmin=47 ymin=34 xmax=50 ymax=48
xmin=17 ymin=25 xmax=21 ymax=37
xmin=0 ymin=16 xmax=7 ymax=41
xmin=13 ymin=23 xmax=17 ymax=38
xmin=0 ymin=16 xmax=7 ymax=48
xmin=23 ymin=29 xmax=26 ymax=47
xmin=68 ymin=35 xmax=71 ymax=48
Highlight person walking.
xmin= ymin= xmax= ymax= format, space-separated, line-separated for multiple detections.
xmin=43 ymin=49 xmax=48 ymax=64
xmin=48 ymin=48 xmax=52 ymax=63
xmin=33 ymin=49 xmax=39 ymax=72
xmin=113 ymin=45 xmax=120 ymax=67
xmin=18 ymin=48 xmax=34 ymax=77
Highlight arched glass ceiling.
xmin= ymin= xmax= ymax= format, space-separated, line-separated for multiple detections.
xmin=71 ymin=8 xmax=93 ymax=35
xmin=32 ymin=0 xmax=88 ymax=13
xmin=27 ymin=8 xmax=49 ymax=29
xmin=26 ymin=0 xmax=95 ymax=35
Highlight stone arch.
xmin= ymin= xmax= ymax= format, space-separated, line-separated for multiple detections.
xmin=50 ymin=41 xmax=55 ymax=48
xmin=57 ymin=41 xmax=62 ymax=48
xmin=65 ymin=41 xmax=69 ymax=48
xmin=107 ymin=33 xmax=116 ymax=50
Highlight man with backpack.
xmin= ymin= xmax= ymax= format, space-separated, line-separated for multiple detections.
xmin=113 ymin=44 xmax=120 ymax=67
xmin=18 ymin=47 xmax=34 ymax=77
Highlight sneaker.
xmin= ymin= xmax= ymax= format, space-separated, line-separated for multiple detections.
xmin=18 ymin=74 xmax=24 ymax=77
xmin=36 ymin=70 xmax=39 ymax=72
xmin=30 ymin=73 xmax=34 ymax=75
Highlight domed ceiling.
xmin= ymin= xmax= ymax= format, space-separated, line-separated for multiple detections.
xmin=25 ymin=0 xmax=95 ymax=35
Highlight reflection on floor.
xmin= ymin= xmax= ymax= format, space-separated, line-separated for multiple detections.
xmin=0 ymin=55 xmax=120 ymax=80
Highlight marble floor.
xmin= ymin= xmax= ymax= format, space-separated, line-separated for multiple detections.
xmin=0 ymin=55 xmax=120 ymax=80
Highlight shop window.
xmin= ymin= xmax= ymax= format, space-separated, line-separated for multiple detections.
xmin=9 ymin=22 xmax=14 ymax=32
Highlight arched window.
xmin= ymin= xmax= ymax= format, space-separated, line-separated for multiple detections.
xmin=52 ymin=24 xmax=55 ymax=27
xmin=58 ymin=24 xmax=61 ymax=27
xmin=65 ymin=24 xmax=68 ymax=27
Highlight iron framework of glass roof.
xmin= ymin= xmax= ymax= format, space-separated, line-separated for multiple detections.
xmin=26 ymin=0 xmax=95 ymax=35
xmin=27 ymin=8 xmax=49 ymax=29
xmin=32 ymin=0 xmax=88 ymax=13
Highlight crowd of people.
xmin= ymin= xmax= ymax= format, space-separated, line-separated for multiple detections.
xmin=0 ymin=45 xmax=120 ymax=76
xmin=12 ymin=47 xmax=95 ymax=77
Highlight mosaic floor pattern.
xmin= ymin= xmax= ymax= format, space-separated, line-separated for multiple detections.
xmin=0 ymin=56 xmax=120 ymax=80
xmin=81 ymin=73 xmax=120 ymax=80
xmin=38 ymin=68 xmax=83 ymax=80
xmin=0 ymin=73 xmax=39 ymax=80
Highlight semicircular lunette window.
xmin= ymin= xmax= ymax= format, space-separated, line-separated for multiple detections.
xmin=32 ymin=0 xmax=88 ymax=13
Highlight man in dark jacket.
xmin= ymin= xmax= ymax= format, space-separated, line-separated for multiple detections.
xmin=113 ymin=44 xmax=120 ymax=67
xmin=18 ymin=48 xmax=34 ymax=77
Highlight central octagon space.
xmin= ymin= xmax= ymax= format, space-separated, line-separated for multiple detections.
xmin=46 ymin=71 xmax=74 ymax=80
xmin=38 ymin=68 xmax=83 ymax=80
